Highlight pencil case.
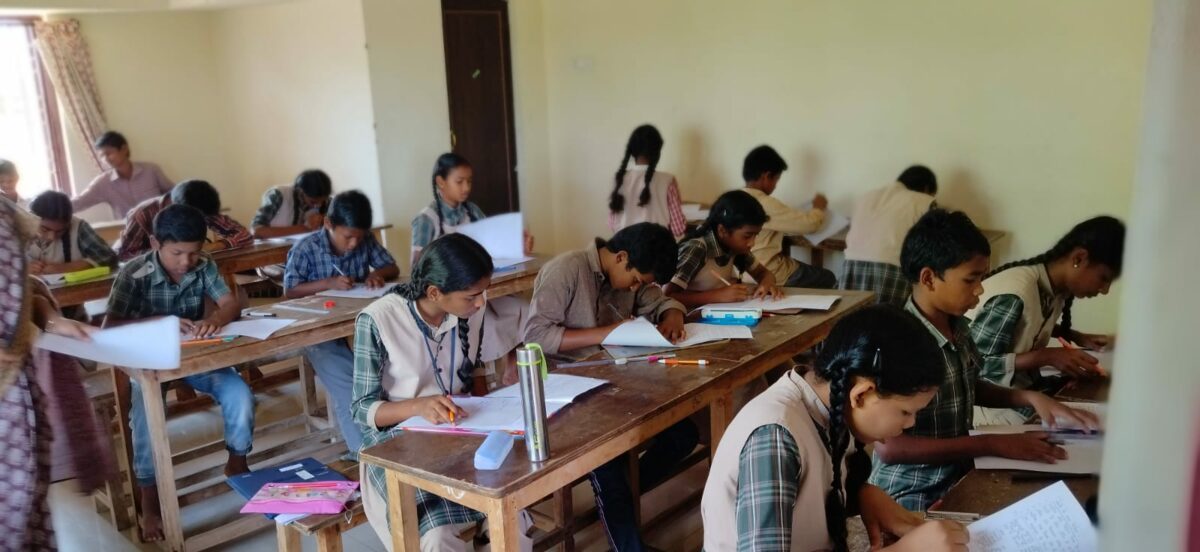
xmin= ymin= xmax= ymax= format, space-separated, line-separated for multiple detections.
xmin=239 ymin=481 xmax=359 ymax=515
xmin=64 ymin=265 xmax=111 ymax=283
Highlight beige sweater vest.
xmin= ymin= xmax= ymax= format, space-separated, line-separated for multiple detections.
xmin=610 ymin=167 xmax=677 ymax=233
xmin=702 ymin=371 xmax=848 ymax=551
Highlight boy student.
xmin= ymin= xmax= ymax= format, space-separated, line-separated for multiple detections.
xmin=869 ymin=208 xmax=1099 ymax=511
xmin=524 ymin=222 xmax=698 ymax=552
xmin=841 ymin=165 xmax=939 ymax=307
xmin=117 ymin=179 xmax=252 ymax=261
xmin=741 ymin=145 xmax=838 ymax=289
xmin=251 ymin=169 xmax=333 ymax=239
xmin=284 ymin=190 xmax=398 ymax=452
xmin=26 ymin=190 xmax=118 ymax=275
xmin=104 ymin=204 xmax=254 ymax=542
xmin=72 ymin=131 xmax=175 ymax=219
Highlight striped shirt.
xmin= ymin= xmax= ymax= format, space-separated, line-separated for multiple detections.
xmin=671 ymin=229 xmax=757 ymax=290
xmin=735 ymin=424 xmax=802 ymax=551
xmin=106 ymin=251 xmax=230 ymax=321
xmin=116 ymin=195 xmax=252 ymax=261
xmin=282 ymin=228 xmax=396 ymax=290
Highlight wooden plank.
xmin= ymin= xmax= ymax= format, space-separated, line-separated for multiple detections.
xmin=314 ymin=528 xmax=344 ymax=552
xmin=137 ymin=372 xmax=186 ymax=550
xmin=486 ymin=497 xmax=522 ymax=551
xmin=276 ymin=523 xmax=302 ymax=552
xmin=387 ymin=471 xmax=421 ymax=552
xmin=184 ymin=513 xmax=273 ymax=551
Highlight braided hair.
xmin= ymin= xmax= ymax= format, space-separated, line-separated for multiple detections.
xmin=430 ymin=153 xmax=478 ymax=238
xmin=985 ymin=216 xmax=1125 ymax=335
xmin=395 ymin=233 xmax=494 ymax=394
xmin=686 ymin=189 xmax=769 ymax=241
xmin=812 ymin=305 xmax=945 ymax=551
xmin=610 ymin=124 xmax=664 ymax=214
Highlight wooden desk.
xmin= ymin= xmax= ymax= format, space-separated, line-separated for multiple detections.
xmin=115 ymin=254 xmax=543 ymax=550
xmin=361 ymin=290 xmax=873 ymax=551
xmin=929 ymin=469 xmax=1098 ymax=520
xmin=47 ymin=225 xmax=395 ymax=308
xmin=1055 ymin=377 xmax=1110 ymax=403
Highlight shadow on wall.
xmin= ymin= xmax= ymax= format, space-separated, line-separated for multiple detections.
xmin=939 ymin=167 xmax=1012 ymax=260
xmin=677 ymin=126 xmax=724 ymax=203
xmin=787 ymin=146 xmax=827 ymax=207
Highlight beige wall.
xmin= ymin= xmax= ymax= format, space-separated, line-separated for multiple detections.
xmin=537 ymin=0 xmax=1152 ymax=330
xmin=60 ymin=9 xmax=228 ymax=222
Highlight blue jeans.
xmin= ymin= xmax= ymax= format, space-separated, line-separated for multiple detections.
xmin=130 ymin=368 xmax=255 ymax=487
xmin=589 ymin=419 xmax=699 ymax=551
xmin=303 ymin=339 xmax=363 ymax=453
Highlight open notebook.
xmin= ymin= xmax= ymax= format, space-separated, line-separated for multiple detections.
xmin=397 ymin=374 xmax=608 ymax=435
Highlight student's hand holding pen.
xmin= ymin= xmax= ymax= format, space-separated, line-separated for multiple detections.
xmin=656 ymin=310 xmax=687 ymax=343
xmin=418 ymin=395 xmax=467 ymax=425
xmin=28 ymin=259 xmax=47 ymax=275
xmin=325 ymin=275 xmax=353 ymax=291
xmin=715 ymin=283 xmax=752 ymax=302
xmin=364 ymin=274 xmax=386 ymax=289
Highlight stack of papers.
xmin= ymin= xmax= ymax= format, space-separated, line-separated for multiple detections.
xmin=601 ymin=318 xmax=752 ymax=349
xmin=966 ymin=481 xmax=1096 ymax=552
xmin=316 ymin=283 xmax=398 ymax=299
xmin=214 ymin=318 xmax=297 ymax=340
xmin=800 ymin=204 xmax=850 ymax=245
xmin=398 ymin=374 xmax=608 ymax=433
xmin=1038 ymin=342 xmax=1116 ymax=377
xmin=681 ymin=203 xmax=709 ymax=221
xmin=455 ymin=212 xmax=531 ymax=268
xmin=970 ymin=424 xmax=1103 ymax=474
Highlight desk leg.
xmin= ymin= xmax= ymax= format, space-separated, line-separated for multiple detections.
xmin=386 ymin=471 xmax=420 ymax=552
xmin=314 ymin=527 xmax=343 ymax=552
xmin=486 ymin=500 xmax=521 ymax=552
xmin=139 ymin=374 xmax=186 ymax=550
xmin=276 ymin=523 xmax=302 ymax=552
xmin=709 ymin=393 xmax=734 ymax=456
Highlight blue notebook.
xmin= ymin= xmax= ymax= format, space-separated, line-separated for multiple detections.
xmin=227 ymin=457 xmax=348 ymax=519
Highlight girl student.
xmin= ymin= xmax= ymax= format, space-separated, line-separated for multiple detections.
xmin=663 ymin=189 xmax=782 ymax=310
xmin=411 ymin=152 xmax=534 ymax=386
xmin=352 ymin=233 xmax=532 ymax=551
xmin=607 ymin=124 xmax=688 ymax=239
xmin=968 ymin=215 xmax=1125 ymax=425
xmin=701 ymin=305 xmax=968 ymax=552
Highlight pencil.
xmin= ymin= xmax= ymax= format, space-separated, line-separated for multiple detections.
xmin=333 ymin=264 xmax=346 ymax=277
xmin=658 ymin=359 xmax=708 ymax=366
xmin=709 ymin=268 xmax=733 ymax=287
xmin=1057 ymin=337 xmax=1109 ymax=377
xmin=183 ymin=336 xmax=236 ymax=346
xmin=606 ymin=303 xmax=625 ymax=321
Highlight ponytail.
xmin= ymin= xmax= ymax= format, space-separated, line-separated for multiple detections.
xmin=611 ymin=124 xmax=664 ymax=214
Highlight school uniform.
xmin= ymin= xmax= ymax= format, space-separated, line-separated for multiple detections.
xmin=351 ymin=294 xmax=533 ymax=551
xmin=284 ymin=228 xmax=397 ymax=453
xmin=967 ymin=264 xmax=1066 ymax=425
xmin=671 ymin=229 xmax=759 ymax=292
xmin=26 ymin=216 xmax=117 ymax=269
xmin=525 ymin=241 xmax=700 ymax=551
xmin=411 ymin=199 xmax=527 ymax=364
xmin=107 ymin=252 xmax=255 ymax=487
xmin=116 ymin=194 xmax=253 ymax=261
xmin=72 ymin=161 xmax=174 ymax=219
xmin=869 ymin=299 xmax=981 ymax=511
xmin=742 ymin=187 xmax=837 ymax=289
xmin=841 ymin=183 xmax=936 ymax=306
xmin=607 ymin=165 xmax=687 ymax=239
xmin=252 ymin=185 xmax=328 ymax=278
xmin=702 ymin=370 xmax=852 ymax=551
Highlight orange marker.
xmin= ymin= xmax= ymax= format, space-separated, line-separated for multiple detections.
xmin=658 ymin=358 xmax=708 ymax=366
xmin=1057 ymin=337 xmax=1109 ymax=377
xmin=183 ymin=336 xmax=236 ymax=347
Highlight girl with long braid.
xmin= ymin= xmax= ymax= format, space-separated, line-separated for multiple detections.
xmin=352 ymin=233 xmax=532 ymax=550
xmin=607 ymin=124 xmax=688 ymax=239
xmin=968 ymin=216 xmax=1125 ymax=425
xmin=701 ymin=305 xmax=968 ymax=552
xmin=410 ymin=153 xmax=535 ymax=387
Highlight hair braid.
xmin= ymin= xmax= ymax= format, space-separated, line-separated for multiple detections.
xmin=823 ymin=357 xmax=853 ymax=552
xmin=638 ymin=157 xmax=658 ymax=207
xmin=610 ymin=149 xmax=632 ymax=214
xmin=455 ymin=317 xmax=475 ymax=394
xmin=431 ymin=180 xmax=446 ymax=238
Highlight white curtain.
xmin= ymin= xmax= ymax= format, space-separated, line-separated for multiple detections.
xmin=32 ymin=19 xmax=107 ymax=172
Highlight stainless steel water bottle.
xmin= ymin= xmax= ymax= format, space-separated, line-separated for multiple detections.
xmin=515 ymin=344 xmax=550 ymax=462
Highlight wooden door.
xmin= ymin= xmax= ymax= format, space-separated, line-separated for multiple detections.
xmin=441 ymin=0 xmax=520 ymax=215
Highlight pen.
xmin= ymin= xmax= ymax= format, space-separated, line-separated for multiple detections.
xmin=606 ymin=303 xmax=625 ymax=321
xmin=1057 ymin=337 xmax=1109 ymax=377
xmin=183 ymin=336 xmax=236 ymax=346
xmin=659 ymin=359 xmax=708 ymax=366
xmin=333 ymin=264 xmax=346 ymax=277
xmin=709 ymin=268 xmax=733 ymax=287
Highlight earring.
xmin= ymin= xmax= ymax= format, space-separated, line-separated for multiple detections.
xmin=1073 ymin=263 xmax=1080 ymax=268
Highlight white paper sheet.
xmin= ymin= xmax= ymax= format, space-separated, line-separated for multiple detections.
xmin=456 ymin=212 xmax=525 ymax=260
xmin=601 ymin=318 xmax=751 ymax=348
xmin=970 ymin=425 xmax=1103 ymax=474
xmin=488 ymin=374 xmax=609 ymax=402
xmin=681 ymin=203 xmax=709 ymax=221
xmin=493 ymin=256 xmax=535 ymax=270
xmin=1039 ymin=342 xmax=1116 ymax=377
xmin=316 ymin=283 xmax=398 ymax=299
xmin=1043 ymin=402 xmax=1107 ymax=431
xmin=398 ymin=396 xmax=570 ymax=432
xmin=801 ymin=206 xmax=850 ymax=246
xmin=35 ymin=316 xmax=182 ymax=370
xmin=212 ymin=318 xmax=297 ymax=340
xmin=704 ymin=293 xmax=840 ymax=313
xmin=38 ymin=273 xmax=67 ymax=285
xmin=966 ymin=481 xmax=1097 ymax=552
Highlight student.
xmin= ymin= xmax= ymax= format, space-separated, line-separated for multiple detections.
xmin=740 ymin=145 xmax=838 ymax=289
xmin=352 ymin=233 xmax=532 ymax=551
xmin=0 ymin=158 xmax=23 ymax=205
xmin=72 ymin=131 xmax=174 ymax=219
xmin=116 ymin=179 xmax=252 ymax=261
xmin=524 ymin=222 xmax=695 ymax=551
xmin=251 ymin=169 xmax=333 ymax=239
xmin=411 ymin=152 xmax=533 ymax=378
xmin=26 ymin=191 xmax=118 ymax=275
xmin=104 ymin=204 xmax=253 ymax=541
xmin=607 ymin=124 xmax=687 ymax=239
xmin=664 ymin=189 xmax=781 ymax=310
xmin=702 ymin=305 xmax=969 ymax=552
xmin=868 ymin=209 xmax=1099 ymax=511
xmin=841 ymin=165 xmax=938 ymax=307
xmin=968 ymin=216 xmax=1125 ymax=425
xmin=283 ymin=190 xmax=399 ymax=452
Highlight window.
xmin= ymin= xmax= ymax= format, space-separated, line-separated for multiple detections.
xmin=0 ymin=17 xmax=69 ymax=201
